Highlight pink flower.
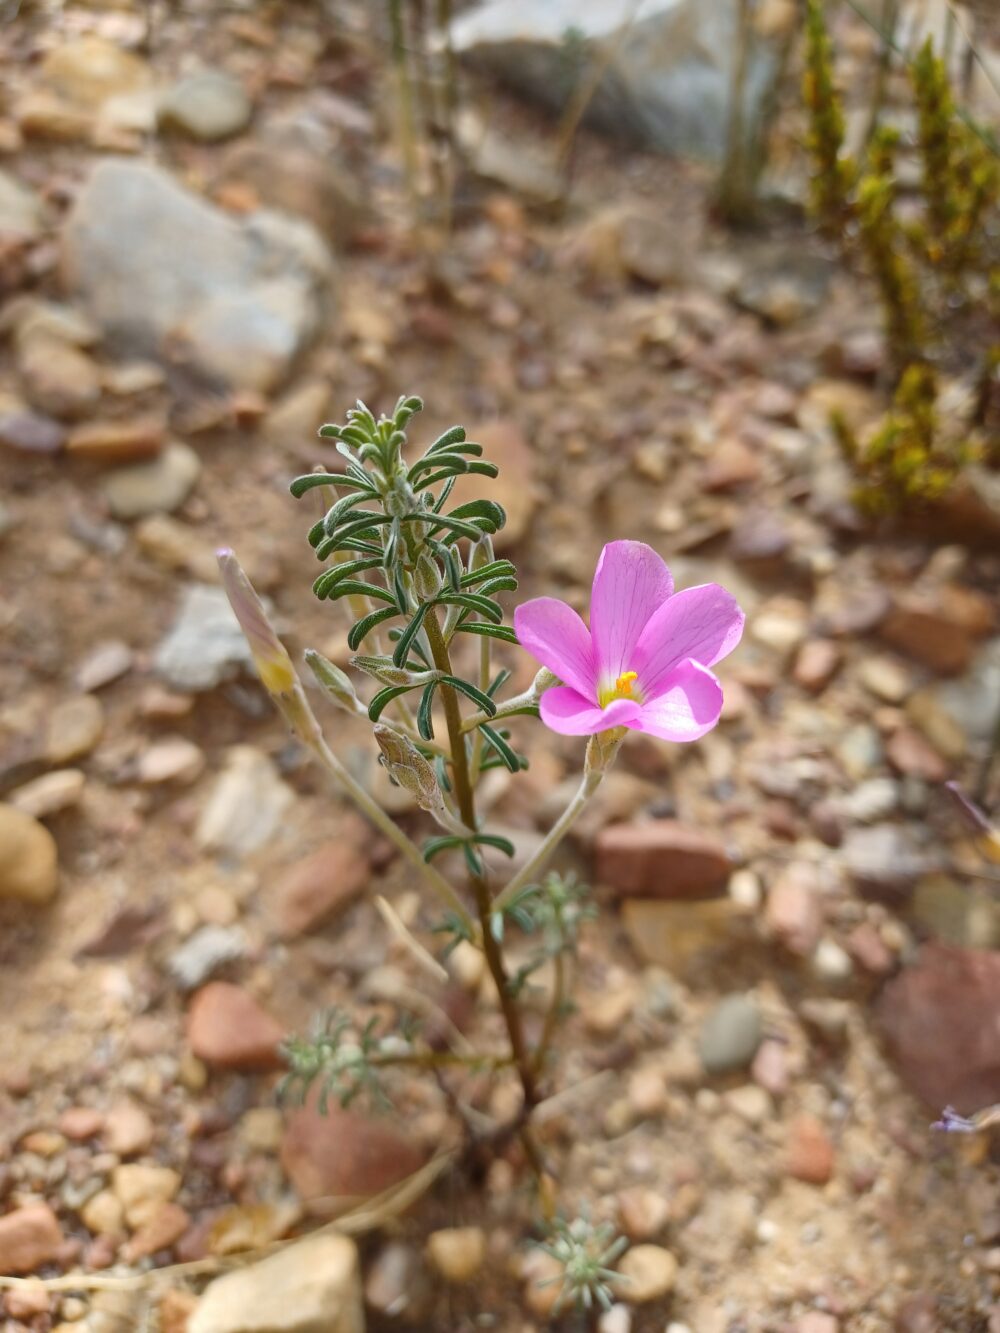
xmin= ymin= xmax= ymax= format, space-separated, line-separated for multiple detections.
xmin=514 ymin=541 xmax=744 ymax=741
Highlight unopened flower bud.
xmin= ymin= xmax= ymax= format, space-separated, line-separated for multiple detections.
xmin=414 ymin=551 xmax=442 ymax=600
xmin=304 ymin=650 xmax=361 ymax=713
xmin=217 ymin=548 xmax=297 ymax=696
xmin=351 ymin=655 xmax=440 ymax=688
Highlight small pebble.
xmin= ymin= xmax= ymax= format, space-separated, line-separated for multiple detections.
xmin=425 ymin=1226 xmax=486 ymax=1283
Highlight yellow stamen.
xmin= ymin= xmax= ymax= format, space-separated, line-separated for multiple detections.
xmin=599 ymin=670 xmax=641 ymax=709
xmin=616 ymin=671 xmax=638 ymax=696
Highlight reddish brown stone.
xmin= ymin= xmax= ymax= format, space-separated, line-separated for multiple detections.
xmin=793 ymin=639 xmax=841 ymax=693
xmin=0 ymin=1203 xmax=64 ymax=1274
xmin=271 ymin=818 xmax=372 ymax=938
xmin=765 ymin=863 xmax=823 ymax=956
xmin=879 ymin=943 xmax=1000 ymax=1113
xmin=159 ymin=1289 xmax=199 ymax=1333
xmin=885 ymin=727 xmax=949 ymax=784
xmin=122 ymin=1202 xmax=190 ymax=1263
xmin=880 ymin=591 xmax=989 ymax=677
xmin=786 ymin=1115 xmax=834 ymax=1185
xmin=3 ymin=1282 xmax=50 ymax=1319
xmin=702 ymin=438 xmax=761 ymax=492
xmin=281 ymin=1099 xmax=426 ymax=1207
xmin=58 ymin=1106 xmax=104 ymax=1140
xmin=186 ymin=982 xmax=285 ymax=1072
xmin=846 ymin=922 xmax=894 ymax=976
xmin=65 ymin=415 xmax=165 ymax=462
xmin=595 ymin=821 xmax=732 ymax=899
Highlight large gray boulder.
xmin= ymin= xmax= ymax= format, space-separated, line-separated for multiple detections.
xmin=61 ymin=159 xmax=332 ymax=393
xmin=450 ymin=0 xmax=789 ymax=162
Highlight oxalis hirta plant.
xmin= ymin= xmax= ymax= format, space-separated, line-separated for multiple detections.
xmin=217 ymin=394 xmax=743 ymax=1249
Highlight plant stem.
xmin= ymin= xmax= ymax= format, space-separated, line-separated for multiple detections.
xmin=493 ymin=771 xmax=604 ymax=914
xmin=423 ymin=609 xmax=540 ymax=1124
xmin=531 ymin=949 xmax=567 ymax=1080
xmin=306 ymin=727 xmax=473 ymax=933
xmin=387 ymin=0 xmax=421 ymax=211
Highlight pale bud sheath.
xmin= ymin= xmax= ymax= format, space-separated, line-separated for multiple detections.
xmin=373 ymin=724 xmax=453 ymax=826
xmin=217 ymin=548 xmax=298 ymax=697
xmin=304 ymin=649 xmax=362 ymax=713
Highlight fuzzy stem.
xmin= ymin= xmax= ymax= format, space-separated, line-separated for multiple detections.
xmin=460 ymin=688 xmax=537 ymax=734
xmin=307 ymin=727 xmax=473 ymax=932
xmin=532 ymin=949 xmax=567 ymax=1080
xmin=493 ymin=770 xmax=604 ymax=914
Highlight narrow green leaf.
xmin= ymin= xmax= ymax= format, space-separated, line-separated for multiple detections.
xmin=438 ymin=592 xmax=503 ymax=624
xmin=448 ymin=499 xmax=507 ymax=530
xmin=418 ymin=513 xmax=483 ymax=542
xmin=392 ymin=604 xmax=430 ymax=668
xmin=312 ymin=558 xmax=381 ymax=599
xmin=348 ymin=606 xmax=398 ymax=651
xmin=328 ymin=580 xmax=396 ymax=605
xmin=460 ymin=560 xmax=516 ymax=588
xmin=423 ymin=835 xmax=464 ymax=863
xmin=417 ymin=680 xmax=438 ymax=739
xmin=480 ymin=724 xmax=521 ymax=772
xmin=368 ymin=684 xmax=413 ymax=722
xmin=465 ymin=461 xmax=499 ymax=479
xmin=409 ymin=453 xmax=469 ymax=482
xmin=475 ymin=576 xmax=518 ymax=598
xmin=454 ymin=623 xmax=518 ymax=643
xmin=427 ymin=425 xmax=467 ymax=453
xmin=463 ymin=843 xmax=485 ymax=877
xmin=487 ymin=668 xmax=511 ymax=696
xmin=290 ymin=472 xmax=374 ymax=498
xmin=438 ymin=674 xmax=497 ymax=716
xmin=474 ymin=833 xmax=516 ymax=857
xmin=433 ymin=477 xmax=457 ymax=512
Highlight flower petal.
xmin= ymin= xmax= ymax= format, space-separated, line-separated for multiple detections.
xmin=514 ymin=597 xmax=596 ymax=699
xmin=632 ymin=583 xmax=744 ymax=697
xmin=590 ymin=541 xmax=674 ymax=682
xmin=626 ymin=659 xmax=724 ymax=742
xmin=540 ymin=686 xmax=641 ymax=736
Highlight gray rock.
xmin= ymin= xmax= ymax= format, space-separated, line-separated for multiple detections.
xmin=61 ymin=160 xmax=332 ymax=393
xmin=190 ymin=1232 xmax=363 ymax=1333
xmin=102 ymin=441 xmax=201 ymax=520
xmin=450 ymin=0 xmax=790 ymax=163
xmin=733 ymin=251 xmax=833 ymax=326
xmin=931 ymin=637 xmax=1000 ymax=747
xmin=159 ymin=69 xmax=252 ymax=142
xmin=842 ymin=823 xmax=938 ymax=901
xmin=0 ymin=411 xmax=66 ymax=455
xmin=196 ymin=747 xmax=295 ymax=859
xmin=0 ymin=170 xmax=47 ymax=239
xmin=218 ymin=109 xmax=366 ymax=248
xmin=153 ymin=585 xmax=254 ymax=692
xmin=698 ymin=993 xmax=762 ymax=1074
xmin=839 ymin=777 xmax=899 ymax=825
xmin=168 ymin=925 xmax=247 ymax=990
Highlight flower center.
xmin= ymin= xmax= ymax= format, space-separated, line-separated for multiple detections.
xmin=598 ymin=670 xmax=640 ymax=709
